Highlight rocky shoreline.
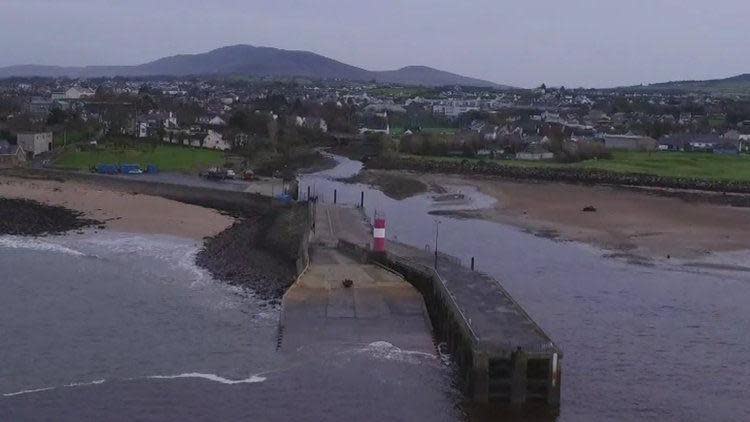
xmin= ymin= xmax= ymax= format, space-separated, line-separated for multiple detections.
xmin=0 ymin=197 xmax=101 ymax=236
xmin=196 ymin=204 xmax=309 ymax=301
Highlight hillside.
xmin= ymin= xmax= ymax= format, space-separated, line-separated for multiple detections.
xmin=0 ymin=45 xmax=502 ymax=88
xmin=639 ymin=73 xmax=750 ymax=93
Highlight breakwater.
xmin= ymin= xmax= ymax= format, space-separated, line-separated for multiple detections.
xmin=337 ymin=239 xmax=562 ymax=406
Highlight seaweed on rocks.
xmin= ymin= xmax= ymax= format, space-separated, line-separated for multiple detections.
xmin=0 ymin=198 xmax=100 ymax=236
xmin=195 ymin=205 xmax=309 ymax=301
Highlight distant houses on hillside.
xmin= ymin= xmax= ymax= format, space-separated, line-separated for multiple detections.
xmin=601 ymin=134 xmax=658 ymax=151
xmin=294 ymin=116 xmax=328 ymax=132
xmin=51 ymin=86 xmax=95 ymax=100
xmin=658 ymin=134 xmax=742 ymax=154
xmin=0 ymin=139 xmax=27 ymax=167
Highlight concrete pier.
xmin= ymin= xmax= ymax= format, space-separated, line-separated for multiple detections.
xmin=373 ymin=243 xmax=562 ymax=406
xmin=278 ymin=204 xmax=434 ymax=354
xmin=283 ymin=203 xmax=562 ymax=407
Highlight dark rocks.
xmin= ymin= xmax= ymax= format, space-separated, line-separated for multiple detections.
xmin=196 ymin=205 xmax=309 ymax=301
xmin=582 ymin=205 xmax=597 ymax=212
xmin=196 ymin=216 xmax=294 ymax=301
xmin=0 ymin=198 xmax=100 ymax=236
xmin=342 ymin=279 xmax=354 ymax=288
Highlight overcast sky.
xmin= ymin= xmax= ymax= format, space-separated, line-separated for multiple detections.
xmin=1 ymin=0 xmax=749 ymax=88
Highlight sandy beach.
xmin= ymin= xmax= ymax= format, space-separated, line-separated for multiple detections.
xmin=0 ymin=175 xmax=234 ymax=240
xmin=411 ymin=172 xmax=750 ymax=259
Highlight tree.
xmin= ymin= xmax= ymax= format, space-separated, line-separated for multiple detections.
xmin=46 ymin=108 xmax=69 ymax=126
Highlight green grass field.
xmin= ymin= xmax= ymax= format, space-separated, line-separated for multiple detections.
xmin=55 ymin=145 xmax=225 ymax=172
xmin=404 ymin=151 xmax=750 ymax=182
xmin=577 ymin=152 xmax=750 ymax=181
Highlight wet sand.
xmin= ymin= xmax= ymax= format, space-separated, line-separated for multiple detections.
xmin=0 ymin=175 xmax=234 ymax=240
xmin=416 ymin=172 xmax=750 ymax=259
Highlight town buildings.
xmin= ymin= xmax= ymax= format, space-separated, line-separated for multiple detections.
xmin=17 ymin=132 xmax=53 ymax=157
xmin=2 ymin=76 xmax=750 ymax=161
xmin=601 ymin=134 xmax=658 ymax=151
xmin=0 ymin=139 xmax=26 ymax=167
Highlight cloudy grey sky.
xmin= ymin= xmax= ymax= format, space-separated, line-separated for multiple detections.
xmin=1 ymin=0 xmax=748 ymax=88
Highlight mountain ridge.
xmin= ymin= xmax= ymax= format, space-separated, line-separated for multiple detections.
xmin=0 ymin=44 xmax=504 ymax=88
xmin=630 ymin=73 xmax=750 ymax=93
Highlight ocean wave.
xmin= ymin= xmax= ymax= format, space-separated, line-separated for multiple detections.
xmin=147 ymin=372 xmax=266 ymax=384
xmin=1 ymin=372 xmax=264 ymax=398
xmin=2 ymin=386 xmax=55 ymax=397
xmin=73 ymin=234 xmax=214 ymax=284
xmin=0 ymin=236 xmax=86 ymax=257
xmin=2 ymin=379 xmax=105 ymax=397
xmin=64 ymin=379 xmax=106 ymax=388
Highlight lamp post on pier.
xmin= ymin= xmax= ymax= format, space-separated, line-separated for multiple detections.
xmin=434 ymin=220 xmax=441 ymax=269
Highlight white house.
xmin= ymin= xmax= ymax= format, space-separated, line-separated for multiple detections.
xmin=295 ymin=116 xmax=328 ymax=133
xmin=64 ymin=86 xmax=95 ymax=100
xmin=432 ymin=100 xmax=480 ymax=117
xmin=202 ymin=130 xmax=230 ymax=150
xmin=209 ymin=116 xmax=227 ymax=126
xmin=17 ymin=132 xmax=53 ymax=156
xmin=359 ymin=111 xmax=390 ymax=135
xmin=137 ymin=122 xmax=149 ymax=138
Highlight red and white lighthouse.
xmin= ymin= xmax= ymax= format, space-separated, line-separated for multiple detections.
xmin=373 ymin=216 xmax=386 ymax=253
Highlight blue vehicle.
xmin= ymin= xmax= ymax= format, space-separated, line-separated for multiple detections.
xmin=95 ymin=163 xmax=119 ymax=174
xmin=120 ymin=164 xmax=143 ymax=174
xmin=277 ymin=193 xmax=293 ymax=204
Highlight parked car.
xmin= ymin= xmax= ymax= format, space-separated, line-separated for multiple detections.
xmin=201 ymin=167 xmax=233 ymax=180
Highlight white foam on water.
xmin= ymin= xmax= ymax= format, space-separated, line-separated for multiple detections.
xmin=147 ymin=372 xmax=266 ymax=384
xmin=73 ymin=233 xmax=214 ymax=286
xmin=64 ymin=379 xmax=106 ymax=388
xmin=66 ymin=232 xmax=275 ymax=313
xmin=2 ymin=372 xmax=265 ymax=398
xmin=436 ymin=342 xmax=453 ymax=367
xmin=0 ymin=236 xmax=86 ymax=257
xmin=355 ymin=341 xmax=437 ymax=364
xmin=2 ymin=386 xmax=55 ymax=397
xmin=2 ymin=379 xmax=106 ymax=397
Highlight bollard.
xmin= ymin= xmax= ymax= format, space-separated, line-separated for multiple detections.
xmin=360 ymin=191 xmax=364 ymax=208
xmin=307 ymin=186 xmax=311 ymax=201
xmin=334 ymin=189 xmax=337 ymax=204
xmin=471 ymin=257 xmax=475 ymax=271
xmin=373 ymin=217 xmax=386 ymax=253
